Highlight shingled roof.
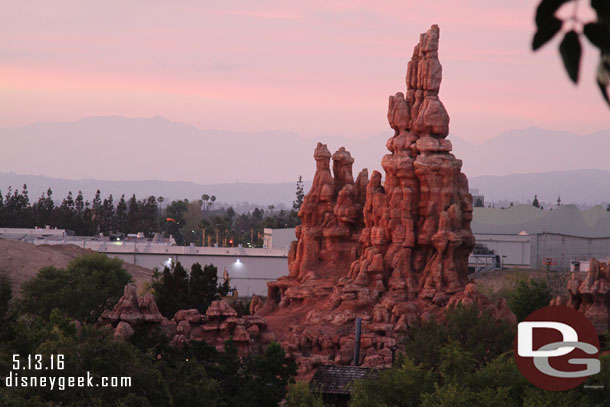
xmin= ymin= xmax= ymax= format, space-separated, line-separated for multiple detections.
xmin=309 ymin=366 xmax=376 ymax=395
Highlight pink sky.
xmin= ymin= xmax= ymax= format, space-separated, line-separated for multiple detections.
xmin=1 ymin=0 xmax=608 ymax=144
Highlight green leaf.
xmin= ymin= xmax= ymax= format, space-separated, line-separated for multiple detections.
xmin=584 ymin=23 xmax=610 ymax=53
xmin=532 ymin=16 xmax=563 ymax=50
xmin=535 ymin=0 xmax=570 ymax=26
xmin=559 ymin=30 xmax=582 ymax=83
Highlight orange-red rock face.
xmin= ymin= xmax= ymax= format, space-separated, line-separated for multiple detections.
xmin=259 ymin=25 xmax=515 ymax=375
xmin=262 ymin=143 xmax=368 ymax=312
xmin=101 ymin=285 xmax=273 ymax=356
xmin=551 ymin=259 xmax=610 ymax=334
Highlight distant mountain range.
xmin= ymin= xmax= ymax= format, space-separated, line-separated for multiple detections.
xmin=2 ymin=116 xmax=610 ymax=184
xmin=468 ymin=169 xmax=610 ymax=206
xmin=451 ymin=127 xmax=610 ymax=177
xmin=1 ymin=116 xmax=609 ymax=206
xmin=1 ymin=169 xmax=608 ymax=207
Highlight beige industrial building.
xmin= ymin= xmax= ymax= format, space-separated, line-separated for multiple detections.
xmin=264 ymin=204 xmax=610 ymax=272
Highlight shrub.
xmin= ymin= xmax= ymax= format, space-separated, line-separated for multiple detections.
xmin=508 ymin=278 xmax=552 ymax=321
xmin=285 ymin=381 xmax=324 ymax=407
xmin=403 ymin=304 xmax=514 ymax=369
xmin=20 ymin=254 xmax=132 ymax=322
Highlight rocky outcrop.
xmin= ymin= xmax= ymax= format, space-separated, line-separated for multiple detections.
xmin=262 ymin=143 xmax=368 ymax=312
xmin=259 ymin=25 xmax=515 ymax=375
xmin=100 ymin=284 xmax=274 ymax=355
xmin=551 ymin=258 xmax=610 ymax=334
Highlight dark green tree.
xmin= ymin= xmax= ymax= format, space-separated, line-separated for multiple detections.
xmin=116 ymin=194 xmax=128 ymax=233
xmin=293 ymin=175 xmax=305 ymax=212
xmin=285 ymin=382 xmax=324 ymax=407
xmin=92 ymin=189 xmax=103 ymax=233
xmin=20 ymin=254 xmax=133 ymax=322
xmin=127 ymin=194 xmax=140 ymax=233
xmin=350 ymin=357 xmax=436 ymax=407
xmin=402 ymin=304 xmax=514 ymax=369
xmin=101 ymin=194 xmax=115 ymax=234
xmin=164 ymin=199 xmax=188 ymax=244
xmin=0 ymin=274 xmax=11 ymax=320
xmin=189 ymin=263 xmax=220 ymax=313
xmin=152 ymin=262 xmax=189 ymax=318
xmin=508 ymin=278 xmax=553 ymax=321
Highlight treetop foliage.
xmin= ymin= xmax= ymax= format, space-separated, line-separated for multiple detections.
xmin=20 ymin=253 xmax=133 ymax=323
xmin=152 ymin=262 xmax=229 ymax=318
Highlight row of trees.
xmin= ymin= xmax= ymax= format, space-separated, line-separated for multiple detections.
xmin=0 ymin=177 xmax=306 ymax=246
xmin=0 ymin=185 xmax=159 ymax=236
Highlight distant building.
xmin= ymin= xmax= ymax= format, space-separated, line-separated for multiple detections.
xmin=263 ymin=228 xmax=295 ymax=250
xmin=470 ymin=188 xmax=485 ymax=207
xmin=310 ymin=365 xmax=377 ymax=407
xmin=472 ymin=204 xmax=610 ymax=270
xmin=0 ymin=226 xmax=73 ymax=239
xmin=264 ymin=204 xmax=610 ymax=272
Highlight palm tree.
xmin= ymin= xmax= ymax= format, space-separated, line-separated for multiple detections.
xmin=157 ymin=196 xmax=164 ymax=214
xmin=201 ymin=194 xmax=210 ymax=211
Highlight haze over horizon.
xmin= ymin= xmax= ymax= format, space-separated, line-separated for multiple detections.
xmin=2 ymin=116 xmax=610 ymax=185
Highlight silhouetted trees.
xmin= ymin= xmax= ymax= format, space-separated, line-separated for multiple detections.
xmin=293 ymin=175 xmax=305 ymax=212
xmin=0 ymin=186 xmax=159 ymax=236
xmin=152 ymin=262 xmax=225 ymax=318
xmin=0 ymin=185 xmax=303 ymax=246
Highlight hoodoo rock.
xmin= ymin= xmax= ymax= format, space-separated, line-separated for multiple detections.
xmin=262 ymin=142 xmax=368 ymax=311
xmin=551 ymin=258 xmax=610 ymax=334
xmin=258 ymin=25 xmax=515 ymax=375
xmin=100 ymin=284 xmax=274 ymax=356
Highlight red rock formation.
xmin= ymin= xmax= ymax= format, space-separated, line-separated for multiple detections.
xmin=263 ymin=143 xmax=367 ymax=312
xmin=551 ymin=258 xmax=610 ymax=334
xmin=100 ymin=285 xmax=274 ymax=356
xmin=258 ymin=25 xmax=515 ymax=375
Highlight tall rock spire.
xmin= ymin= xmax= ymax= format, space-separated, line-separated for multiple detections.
xmin=260 ymin=25 xmax=514 ymax=375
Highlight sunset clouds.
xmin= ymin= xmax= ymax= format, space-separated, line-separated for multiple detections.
xmin=1 ymin=0 xmax=607 ymax=143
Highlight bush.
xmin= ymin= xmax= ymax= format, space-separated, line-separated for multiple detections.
xmin=508 ymin=278 xmax=552 ymax=321
xmin=350 ymin=357 xmax=435 ymax=407
xmin=402 ymin=304 xmax=514 ymax=369
xmin=285 ymin=381 xmax=324 ymax=407
xmin=0 ymin=274 xmax=12 ymax=319
xmin=20 ymin=254 xmax=132 ymax=322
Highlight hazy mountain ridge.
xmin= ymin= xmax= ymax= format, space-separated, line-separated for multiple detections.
xmin=2 ymin=117 xmax=610 ymax=206
xmin=2 ymin=117 xmax=610 ymax=185
xmin=468 ymin=169 xmax=610 ymax=206
xmin=453 ymin=126 xmax=610 ymax=176
xmin=0 ymin=116 xmax=388 ymax=185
